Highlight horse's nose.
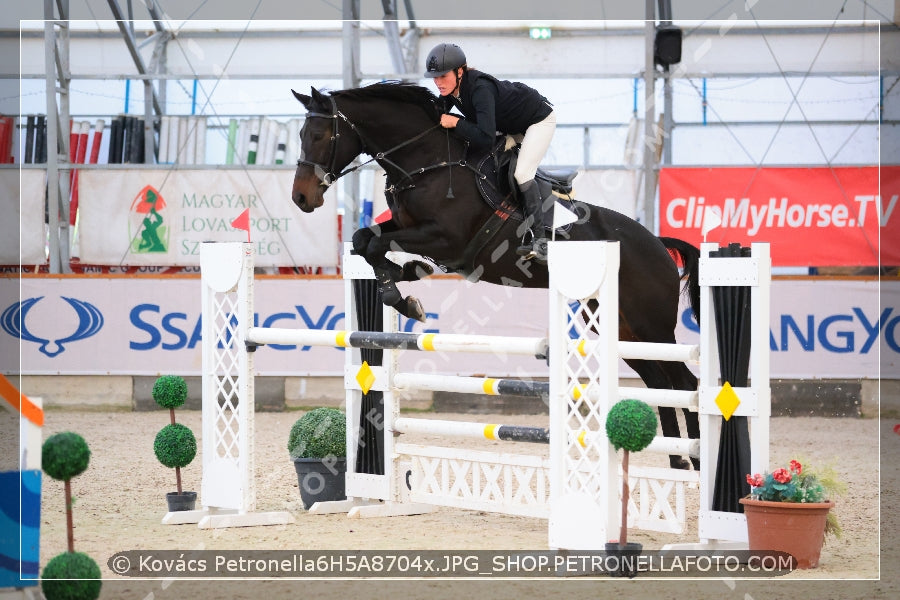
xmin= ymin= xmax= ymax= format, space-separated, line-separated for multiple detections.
xmin=292 ymin=191 xmax=314 ymax=213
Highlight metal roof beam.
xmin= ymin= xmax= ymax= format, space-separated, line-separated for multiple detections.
xmin=105 ymin=0 xmax=162 ymax=116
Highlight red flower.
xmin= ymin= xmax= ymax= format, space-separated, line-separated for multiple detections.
xmin=772 ymin=468 xmax=792 ymax=484
xmin=746 ymin=473 xmax=764 ymax=487
xmin=789 ymin=460 xmax=802 ymax=474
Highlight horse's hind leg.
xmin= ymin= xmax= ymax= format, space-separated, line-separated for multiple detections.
xmin=624 ymin=358 xmax=692 ymax=470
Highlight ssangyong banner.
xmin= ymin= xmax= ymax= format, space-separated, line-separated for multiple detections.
xmin=2 ymin=276 xmax=896 ymax=380
xmin=659 ymin=166 xmax=900 ymax=267
xmin=76 ymin=169 xmax=339 ymax=268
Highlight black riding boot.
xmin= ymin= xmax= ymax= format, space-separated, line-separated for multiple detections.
xmin=515 ymin=180 xmax=548 ymax=264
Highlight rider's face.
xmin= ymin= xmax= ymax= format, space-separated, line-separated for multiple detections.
xmin=432 ymin=69 xmax=460 ymax=97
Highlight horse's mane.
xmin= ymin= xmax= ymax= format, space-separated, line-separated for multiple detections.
xmin=332 ymin=82 xmax=440 ymax=120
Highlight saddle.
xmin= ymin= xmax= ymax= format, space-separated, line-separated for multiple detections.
xmin=474 ymin=136 xmax=579 ymax=235
xmin=440 ymin=137 xmax=580 ymax=276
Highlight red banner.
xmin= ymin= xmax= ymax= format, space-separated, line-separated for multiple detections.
xmin=659 ymin=166 xmax=900 ymax=267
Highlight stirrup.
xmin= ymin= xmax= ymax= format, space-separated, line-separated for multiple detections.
xmin=516 ymin=230 xmax=536 ymax=257
xmin=518 ymin=237 xmax=548 ymax=264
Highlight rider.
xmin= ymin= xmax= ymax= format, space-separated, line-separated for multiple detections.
xmin=424 ymin=42 xmax=556 ymax=264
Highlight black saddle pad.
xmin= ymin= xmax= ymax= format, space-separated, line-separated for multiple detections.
xmin=473 ymin=137 xmax=578 ymax=235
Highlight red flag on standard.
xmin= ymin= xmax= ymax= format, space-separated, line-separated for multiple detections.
xmin=231 ymin=208 xmax=251 ymax=242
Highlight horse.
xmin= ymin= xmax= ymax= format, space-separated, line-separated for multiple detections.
xmin=291 ymin=82 xmax=701 ymax=470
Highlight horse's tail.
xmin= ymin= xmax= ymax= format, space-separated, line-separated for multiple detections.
xmin=659 ymin=236 xmax=701 ymax=324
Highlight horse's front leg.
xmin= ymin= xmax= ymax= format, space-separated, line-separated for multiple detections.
xmin=354 ymin=221 xmax=453 ymax=323
xmin=351 ymin=224 xmax=434 ymax=282
xmin=351 ymin=223 xmax=441 ymax=322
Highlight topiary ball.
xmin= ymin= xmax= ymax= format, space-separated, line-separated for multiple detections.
xmin=152 ymin=375 xmax=188 ymax=409
xmin=41 ymin=551 xmax=102 ymax=600
xmin=153 ymin=423 xmax=197 ymax=468
xmin=287 ymin=407 xmax=346 ymax=459
xmin=605 ymin=399 xmax=658 ymax=453
xmin=42 ymin=432 xmax=91 ymax=482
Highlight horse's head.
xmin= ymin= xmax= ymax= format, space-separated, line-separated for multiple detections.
xmin=291 ymin=87 xmax=363 ymax=213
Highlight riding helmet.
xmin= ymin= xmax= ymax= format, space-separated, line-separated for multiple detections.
xmin=423 ymin=43 xmax=467 ymax=78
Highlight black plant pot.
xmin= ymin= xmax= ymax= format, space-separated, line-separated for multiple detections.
xmin=166 ymin=491 xmax=197 ymax=512
xmin=293 ymin=457 xmax=347 ymax=510
xmin=604 ymin=542 xmax=643 ymax=578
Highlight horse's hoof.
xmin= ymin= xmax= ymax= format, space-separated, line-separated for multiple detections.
xmin=399 ymin=260 xmax=434 ymax=281
xmin=669 ymin=456 xmax=690 ymax=470
xmin=392 ymin=296 xmax=426 ymax=323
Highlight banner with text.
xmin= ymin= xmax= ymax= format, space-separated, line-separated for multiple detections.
xmin=76 ymin=169 xmax=338 ymax=267
xmin=3 ymin=276 xmax=895 ymax=379
xmin=659 ymin=166 xmax=900 ymax=266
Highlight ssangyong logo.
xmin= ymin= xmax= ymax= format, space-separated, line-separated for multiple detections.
xmin=1 ymin=297 xmax=104 ymax=357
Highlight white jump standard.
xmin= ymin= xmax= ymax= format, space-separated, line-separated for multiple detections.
xmin=199 ymin=240 xmax=770 ymax=549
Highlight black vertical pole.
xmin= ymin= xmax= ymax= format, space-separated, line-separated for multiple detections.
xmin=353 ymin=279 xmax=385 ymax=475
xmin=711 ymin=243 xmax=753 ymax=513
xmin=24 ymin=115 xmax=35 ymax=163
xmin=123 ymin=115 xmax=134 ymax=163
xmin=35 ymin=115 xmax=46 ymax=163
xmin=108 ymin=117 xmax=120 ymax=164
xmin=136 ymin=118 xmax=145 ymax=164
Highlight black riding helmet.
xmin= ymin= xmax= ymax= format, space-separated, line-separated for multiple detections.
xmin=423 ymin=43 xmax=466 ymax=78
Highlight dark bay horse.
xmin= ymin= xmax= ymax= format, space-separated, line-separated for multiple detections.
xmin=291 ymin=82 xmax=701 ymax=469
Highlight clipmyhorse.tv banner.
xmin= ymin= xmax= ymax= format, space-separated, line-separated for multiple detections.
xmin=76 ymin=169 xmax=338 ymax=267
xmin=659 ymin=165 xmax=899 ymax=267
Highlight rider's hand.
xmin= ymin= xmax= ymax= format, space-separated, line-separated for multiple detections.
xmin=440 ymin=114 xmax=459 ymax=129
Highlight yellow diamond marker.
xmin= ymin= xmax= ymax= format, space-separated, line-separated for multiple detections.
xmin=715 ymin=381 xmax=741 ymax=421
xmin=355 ymin=361 xmax=376 ymax=394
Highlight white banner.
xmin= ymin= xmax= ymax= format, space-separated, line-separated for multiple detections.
xmin=1 ymin=169 xmax=47 ymax=266
xmin=76 ymin=169 xmax=338 ymax=267
xmin=3 ymin=275 xmax=896 ymax=379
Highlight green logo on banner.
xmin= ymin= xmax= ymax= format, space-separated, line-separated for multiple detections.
xmin=129 ymin=185 xmax=169 ymax=254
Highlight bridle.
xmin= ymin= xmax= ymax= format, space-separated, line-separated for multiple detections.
xmin=297 ymin=94 xmax=447 ymax=191
xmin=296 ymin=95 xmax=360 ymax=189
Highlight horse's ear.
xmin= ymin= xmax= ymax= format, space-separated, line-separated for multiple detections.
xmin=291 ymin=89 xmax=311 ymax=108
xmin=310 ymin=87 xmax=327 ymax=104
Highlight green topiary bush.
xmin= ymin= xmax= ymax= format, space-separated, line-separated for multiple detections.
xmin=41 ymin=551 xmax=102 ymax=600
xmin=154 ymin=423 xmax=197 ymax=468
xmin=605 ymin=399 xmax=658 ymax=453
xmin=152 ymin=375 xmax=188 ymax=409
xmin=42 ymin=432 xmax=91 ymax=482
xmin=287 ymin=407 xmax=346 ymax=459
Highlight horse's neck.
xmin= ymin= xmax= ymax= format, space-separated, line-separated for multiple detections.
xmin=361 ymin=119 xmax=451 ymax=179
xmin=338 ymin=98 xmax=445 ymax=171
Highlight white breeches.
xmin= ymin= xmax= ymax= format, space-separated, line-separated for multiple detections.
xmin=513 ymin=109 xmax=557 ymax=186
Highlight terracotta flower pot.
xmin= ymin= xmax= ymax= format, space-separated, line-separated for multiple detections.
xmin=740 ymin=497 xmax=835 ymax=569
